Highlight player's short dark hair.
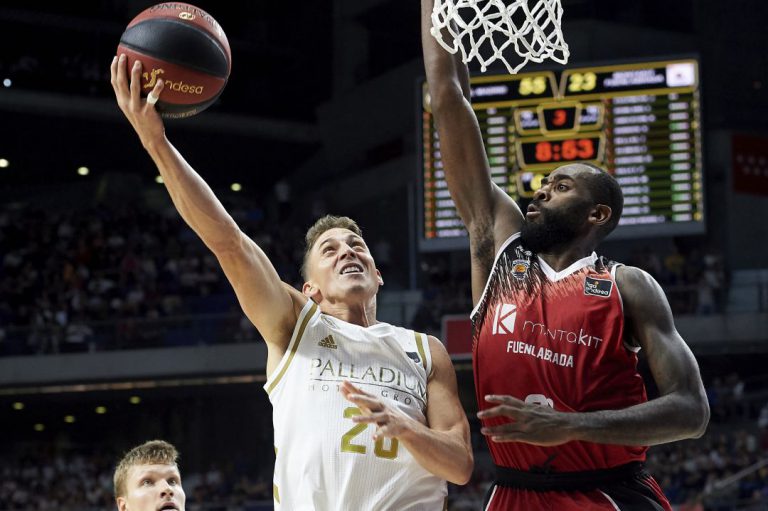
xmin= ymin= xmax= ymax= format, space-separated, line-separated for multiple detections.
xmin=578 ymin=163 xmax=623 ymax=241
xmin=114 ymin=440 xmax=179 ymax=498
xmin=302 ymin=215 xmax=363 ymax=280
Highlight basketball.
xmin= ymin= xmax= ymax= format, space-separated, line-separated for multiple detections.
xmin=117 ymin=2 xmax=231 ymax=119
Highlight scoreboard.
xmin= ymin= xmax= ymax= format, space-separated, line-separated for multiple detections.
xmin=419 ymin=58 xmax=704 ymax=250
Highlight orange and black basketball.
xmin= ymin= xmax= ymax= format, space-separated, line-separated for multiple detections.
xmin=117 ymin=2 xmax=231 ymax=118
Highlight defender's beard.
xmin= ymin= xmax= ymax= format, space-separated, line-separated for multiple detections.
xmin=520 ymin=200 xmax=593 ymax=253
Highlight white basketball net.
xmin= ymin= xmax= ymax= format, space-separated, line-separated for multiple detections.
xmin=431 ymin=0 xmax=570 ymax=74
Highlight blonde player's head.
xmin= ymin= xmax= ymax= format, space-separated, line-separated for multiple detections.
xmin=301 ymin=215 xmax=383 ymax=304
xmin=114 ymin=440 xmax=185 ymax=511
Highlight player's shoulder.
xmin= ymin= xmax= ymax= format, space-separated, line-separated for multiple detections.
xmin=426 ymin=334 xmax=448 ymax=356
xmin=425 ymin=335 xmax=452 ymax=381
xmin=615 ymin=264 xmax=654 ymax=286
xmin=615 ymin=265 xmax=663 ymax=304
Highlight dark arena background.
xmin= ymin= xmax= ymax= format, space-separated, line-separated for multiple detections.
xmin=1 ymin=1 xmax=768 ymax=510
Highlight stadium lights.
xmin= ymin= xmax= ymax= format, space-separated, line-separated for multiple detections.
xmin=129 ymin=396 xmax=141 ymax=405
xmin=34 ymin=423 xmax=45 ymax=432
xmin=64 ymin=415 xmax=76 ymax=424
xmin=12 ymin=402 xmax=24 ymax=410
xmin=231 ymin=183 xmax=242 ymax=192
xmin=95 ymin=406 xmax=107 ymax=414
xmin=2 ymin=78 xmax=10 ymax=88
xmin=77 ymin=166 xmax=89 ymax=176
xmin=155 ymin=175 xmax=164 ymax=184
xmin=0 ymin=159 xmax=9 ymax=168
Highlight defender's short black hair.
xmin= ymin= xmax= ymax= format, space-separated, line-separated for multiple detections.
xmin=578 ymin=163 xmax=624 ymax=241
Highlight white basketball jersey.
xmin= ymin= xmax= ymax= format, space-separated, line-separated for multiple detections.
xmin=264 ymin=299 xmax=448 ymax=510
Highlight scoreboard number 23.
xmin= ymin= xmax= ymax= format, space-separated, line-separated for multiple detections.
xmin=567 ymin=72 xmax=597 ymax=93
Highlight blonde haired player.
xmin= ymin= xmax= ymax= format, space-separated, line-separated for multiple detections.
xmin=110 ymin=55 xmax=472 ymax=510
xmin=114 ymin=440 xmax=185 ymax=511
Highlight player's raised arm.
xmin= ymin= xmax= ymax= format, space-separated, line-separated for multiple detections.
xmin=110 ymin=54 xmax=301 ymax=350
xmin=421 ymin=0 xmax=524 ymax=299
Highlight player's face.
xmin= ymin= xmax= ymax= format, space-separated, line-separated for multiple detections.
xmin=521 ymin=164 xmax=597 ymax=252
xmin=304 ymin=228 xmax=383 ymax=302
xmin=116 ymin=464 xmax=185 ymax=511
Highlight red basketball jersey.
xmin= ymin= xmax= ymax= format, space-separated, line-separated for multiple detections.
xmin=472 ymin=233 xmax=648 ymax=472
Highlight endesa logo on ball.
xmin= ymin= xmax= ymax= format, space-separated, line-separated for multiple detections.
xmin=142 ymin=68 xmax=205 ymax=95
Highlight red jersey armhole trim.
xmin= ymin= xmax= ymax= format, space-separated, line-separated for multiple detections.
xmin=470 ymin=232 xmax=521 ymax=320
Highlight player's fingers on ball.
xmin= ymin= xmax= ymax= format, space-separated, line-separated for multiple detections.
xmin=109 ymin=56 xmax=118 ymax=87
xmin=146 ymin=79 xmax=164 ymax=109
xmin=129 ymin=60 xmax=142 ymax=104
xmin=115 ymin=54 xmax=129 ymax=92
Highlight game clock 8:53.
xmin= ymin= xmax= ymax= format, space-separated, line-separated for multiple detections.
xmin=518 ymin=135 xmax=604 ymax=168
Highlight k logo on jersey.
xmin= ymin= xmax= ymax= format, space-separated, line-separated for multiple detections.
xmin=492 ymin=303 xmax=517 ymax=335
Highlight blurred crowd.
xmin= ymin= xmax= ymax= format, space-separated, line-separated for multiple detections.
xmin=0 ymin=197 xmax=734 ymax=357
xmin=0 ymin=202 xmax=304 ymax=355
xmin=647 ymin=428 xmax=768 ymax=511
xmin=627 ymin=245 xmax=727 ymax=315
xmin=650 ymin=372 xmax=768 ymax=509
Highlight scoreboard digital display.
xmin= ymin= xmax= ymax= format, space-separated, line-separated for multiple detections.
xmin=419 ymin=58 xmax=704 ymax=250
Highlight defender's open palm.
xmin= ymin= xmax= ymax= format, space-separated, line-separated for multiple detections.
xmin=478 ymin=395 xmax=575 ymax=446
xmin=341 ymin=381 xmax=415 ymax=440
xmin=110 ymin=54 xmax=166 ymax=148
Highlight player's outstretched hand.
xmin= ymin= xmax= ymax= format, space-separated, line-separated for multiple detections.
xmin=110 ymin=54 xmax=166 ymax=149
xmin=478 ymin=395 xmax=575 ymax=446
xmin=341 ymin=381 xmax=415 ymax=440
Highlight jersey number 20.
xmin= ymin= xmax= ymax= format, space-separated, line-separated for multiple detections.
xmin=341 ymin=407 xmax=399 ymax=459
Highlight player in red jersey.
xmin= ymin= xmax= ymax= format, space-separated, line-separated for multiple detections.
xmin=421 ymin=2 xmax=710 ymax=510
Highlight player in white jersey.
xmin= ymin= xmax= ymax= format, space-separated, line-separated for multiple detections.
xmin=111 ymin=55 xmax=473 ymax=510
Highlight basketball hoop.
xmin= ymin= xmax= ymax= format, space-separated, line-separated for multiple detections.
xmin=430 ymin=0 xmax=570 ymax=74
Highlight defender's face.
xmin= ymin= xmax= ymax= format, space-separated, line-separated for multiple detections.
xmin=527 ymin=164 xmax=596 ymax=222
xmin=521 ymin=164 xmax=597 ymax=252
xmin=116 ymin=464 xmax=185 ymax=511
xmin=304 ymin=228 xmax=382 ymax=301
